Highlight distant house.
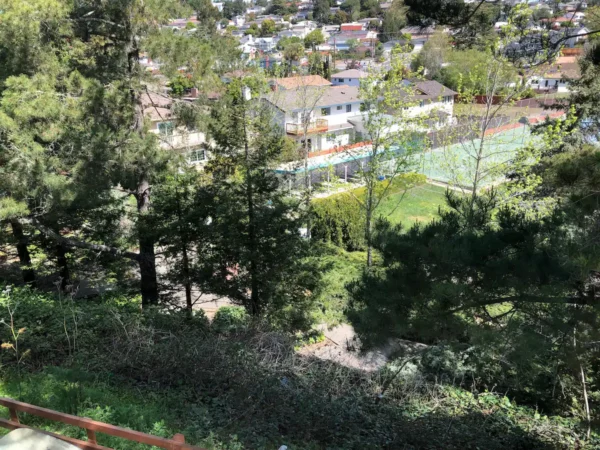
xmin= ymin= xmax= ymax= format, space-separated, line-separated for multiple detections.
xmin=331 ymin=69 xmax=368 ymax=86
xmin=526 ymin=55 xmax=581 ymax=92
xmin=328 ymin=31 xmax=377 ymax=50
xmin=143 ymin=92 xmax=207 ymax=166
xmin=165 ymin=17 xmax=199 ymax=31
xmin=401 ymin=26 xmax=436 ymax=52
xmin=340 ymin=22 xmax=367 ymax=32
xmin=278 ymin=24 xmax=313 ymax=39
xmin=262 ymin=78 xmax=456 ymax=152
xmin=263 ymin=85 xmax=364 ymax=151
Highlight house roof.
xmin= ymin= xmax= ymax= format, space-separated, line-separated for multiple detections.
xmin=272 ymin=75 xmax=332 ymax=89
xmin=332 ymin=69 xmax=368 ymax=79
xmin=264 ymin=80 xmax=456 ymax=112
xmin=141 ymin=92 xmax=173 ymax=121
xmin=340 ymin=23 xmax=364 ymax=31
xmin=412 ymin=80 xmax=458 ymax=99
xmin=542 ymin=55 xmax=581 ymax=79
xmin=264 ymin=85 xmax=361 ymax=112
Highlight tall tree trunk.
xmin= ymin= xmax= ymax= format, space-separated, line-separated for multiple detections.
xmin=366 ymin=191 xmax=373 ymax=267
xmin=182 ymin=246 xmax=193 ymax=313
xmin=175 ymin=182 xmax=193 ymax=314
xmin=10 ymin=221 xmax=36 ymax=287
xmin=55 ymin=242 xmax=70 ymax=291
xmin=137 ymin=181 xmax=159 ymax=306
xmin=242 ymin=98 xmax=260 ymax=315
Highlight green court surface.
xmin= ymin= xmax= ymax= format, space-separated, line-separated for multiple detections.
xmin=419 ymin=126 xmax=534 ymax=188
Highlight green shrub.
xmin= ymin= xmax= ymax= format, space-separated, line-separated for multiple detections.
xmin=212 ymin=306 xmax=249 ymax=333
xmin=311 ymin=193 xmax=365 ymax=251
xmin=311 ymin=175 xmax=426 ymax=250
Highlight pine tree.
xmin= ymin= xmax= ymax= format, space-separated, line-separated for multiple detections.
xmin=205 ymin=77 xmax=319 ymax=327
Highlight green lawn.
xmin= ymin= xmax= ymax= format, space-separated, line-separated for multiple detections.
xmin=376 ymin=183 xmax=449 ymax=228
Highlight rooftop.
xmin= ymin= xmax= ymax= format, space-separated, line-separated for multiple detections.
xmin=332 ymin=69 xmax=368 ymax=79
xmin=271 ymin=75 xmax=332 ymax=90
xmin=264 ymin=85 xmax=361 ymax=112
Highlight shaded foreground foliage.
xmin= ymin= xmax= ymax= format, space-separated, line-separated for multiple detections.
xmin=0 ymin=287 xmax=590 ymax=449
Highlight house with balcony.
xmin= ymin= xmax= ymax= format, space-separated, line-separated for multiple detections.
xmin=263 ymin=85 xmax=364 ymax=152
xmin=142 ymin=92 xmax=208 ymax=166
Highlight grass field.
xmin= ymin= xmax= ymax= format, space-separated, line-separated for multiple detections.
xmin=376 ymin=183 xmax=449 ymax=228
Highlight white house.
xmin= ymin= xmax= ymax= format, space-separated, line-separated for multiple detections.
xmin=526 ymin=56 xmax=581 ymax=93
xmin=143 ymin=92 xmax=207 ymax=166
xmin=331 ymin=69 xmax=368 ymax=86
xmin=263 ymin=85 xmax=364 ymax=151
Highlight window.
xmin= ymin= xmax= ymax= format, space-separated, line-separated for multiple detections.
xmin=188 ymin=148 xmax=206 ymax=163
xmin=338 ymin=78 xmax=344 ymax=83
xmin=346 ymin=104 xmax=352 ymax=112
xmin=158 ymin=121 xmax=174 ymax=136
xmin=321 ymin=107 xmax=331 ymax=116
xmin=337 ymin=105 xmax=343 ymax=110
xmin=419 ymin=101 xmax=425 ymax=108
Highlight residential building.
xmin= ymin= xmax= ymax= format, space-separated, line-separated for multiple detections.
xmin=165 ymin=17 xmax=199 ymax=31
xmin=400 ymin=80 xmax=456 ymax=121
xmin=340 ymin=22 xmax=367 ymax=32
xmin=263 ymin=78 xmax=456 ymax=152
xmin=526 ymin=55 xmax=581 ymax=92
xmin=327 ymin=31 xmax=378 ymax=50
xmin=331 ymin=69 xmax=368 ymax=86
xmin=263 ymin=85 xmax=364 ymax=151
xmin=401 ymin=26 xmax=436 ymax=52
xmin=142 ymin=92 xmax=208 ymax=166
xmin=278 ymin=25 xmax=313 ymax=39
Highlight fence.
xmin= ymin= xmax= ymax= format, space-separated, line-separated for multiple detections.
xmin=0 ymin=397 xmax=204 ymax=450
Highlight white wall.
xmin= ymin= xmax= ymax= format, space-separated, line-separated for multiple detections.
xmin=318 ymin=132 xmax=351 ymax=150
xmin=150 ymin=120 xmax=206 ymax=150
xmin=526 ymin=76 xmax=569 ymax=92
xmin=402 ymin=97 xmax=454 ymax=120
xmin=331 ymin=77 xmax=361 ymax=87
xmin=284 ymin=100 xmax=363 ymax=127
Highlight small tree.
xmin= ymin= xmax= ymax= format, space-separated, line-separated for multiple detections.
xmin=304 ymin=29 xmax=325 ymax=49
xmin=260 ymin=18 xmax=276 ymax=36
xmin=347 ymin=48 xmax=430 ymax=266
xmin=346 ymin=38 xmax=360 ymax=53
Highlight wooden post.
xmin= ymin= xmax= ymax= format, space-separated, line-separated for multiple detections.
xmin=9 ymin=408 xmax=19 ymax=424
xmin=171 ymin=433 xmax=185 ymax=450
xmin=87 ymin=429 xmax=97 ymax=444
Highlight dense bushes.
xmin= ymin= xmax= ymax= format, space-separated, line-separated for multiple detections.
xmin=212 ymin=306 xmax=249 ymax=333
xmin=0 ymin=286 xmax=591 ymax=449
xmin=311 ymin=177 xmax=427 ymax=250
xmin=311 ymin=193 xmax=366 ymax=251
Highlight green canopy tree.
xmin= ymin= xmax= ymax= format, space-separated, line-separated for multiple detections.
xmin=205 ymin=78 xmax=319 ymax=327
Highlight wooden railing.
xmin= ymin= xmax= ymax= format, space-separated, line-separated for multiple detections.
xmin=286 ymin=118 xmax=328 ymax=135
xmin=0 ymin=398 xmax=205 ymax=450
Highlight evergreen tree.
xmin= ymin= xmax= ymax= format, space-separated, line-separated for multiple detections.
xmin=313 ymin=0 xmax=331 ymax=24
xmin=205 ymin=78 xmax=319 ymax=327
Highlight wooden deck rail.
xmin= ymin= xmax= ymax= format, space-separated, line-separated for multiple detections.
xmin=0 ymin=397 xmax=205 ymax=450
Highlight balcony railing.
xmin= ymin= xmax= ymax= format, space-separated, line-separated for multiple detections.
xmin=286 ymin=118 xmax=328 ymax=135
